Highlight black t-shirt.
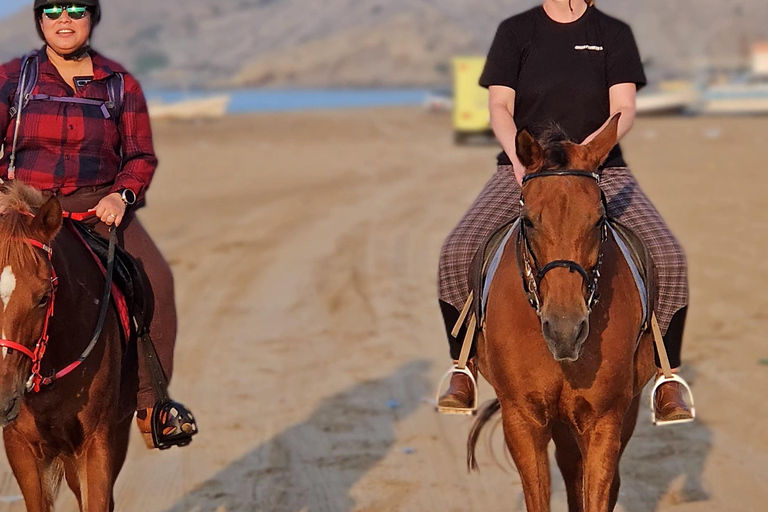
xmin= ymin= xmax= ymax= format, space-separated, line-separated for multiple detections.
xmin=479 ymin=6 xmax=646 ymax=168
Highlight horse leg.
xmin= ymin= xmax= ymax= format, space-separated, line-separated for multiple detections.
xmin=63 ymin=457 xmax=83 ymax=510
xmin=607 ymin=396 xmax=642 ymax=510
xmin=75 ymin=431 xmax=117 ymax=512
xmin=501 ymin=405 xmax=552 ymax=512
xmin=553 ymin=422 xmax=584 ymax=512
xmin=581 ymin=413 xmax=625 ymax=512
xmin=110 ymin=417 xmax=132 ymax=489
xmin=3 ymin=429 xmax=56 ymax=512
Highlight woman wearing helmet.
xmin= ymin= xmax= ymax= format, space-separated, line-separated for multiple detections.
xmin=0 ymin=1 xmax=197 ymax=449
xmin=437 ymin=0 xmax=694 ymax=424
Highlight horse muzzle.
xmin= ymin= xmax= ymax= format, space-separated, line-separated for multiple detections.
xmin=542 ymin=314 xmax=590 ymax=362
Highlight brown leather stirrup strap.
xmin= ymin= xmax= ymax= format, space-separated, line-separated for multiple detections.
xmin=651 ymin=312 xmax=674 ymax=379
xmin=457 ymin=314 xmax=476 ymax=370
xmin=452 ymin=291 xmax=475 ymax=370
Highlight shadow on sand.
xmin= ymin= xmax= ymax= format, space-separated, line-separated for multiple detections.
xmin=162 ymin=359 xmax=430 ymax=512
xmin=619 ymin=365 xmax=712 ymax=511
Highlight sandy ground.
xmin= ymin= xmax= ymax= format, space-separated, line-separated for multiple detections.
xmin=0 ymin=109 xmax=766 ymax=511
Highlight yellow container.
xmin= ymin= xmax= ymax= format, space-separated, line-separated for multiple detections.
xmin=452 ymin=57 xmax=491 ymax=143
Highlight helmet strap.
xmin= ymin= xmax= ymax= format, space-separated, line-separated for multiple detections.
xmin=48 ymin=43 xmax=90 ymax=62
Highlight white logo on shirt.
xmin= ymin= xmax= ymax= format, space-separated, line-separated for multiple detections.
xmin=575 ymin=45 xmax=604 ymax=51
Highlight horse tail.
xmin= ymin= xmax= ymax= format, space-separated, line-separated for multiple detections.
xmin=467 ymin=398 xmax=501 ymax=472
xmin=43 ymin=458 xmax=65 ymax=503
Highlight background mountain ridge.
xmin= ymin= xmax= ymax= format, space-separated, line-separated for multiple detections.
xmin=0 ymin=0 xmax=765 ymax=89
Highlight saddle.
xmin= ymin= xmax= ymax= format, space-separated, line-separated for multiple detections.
xmin=469 ymin=217 xmax=655 ymax=332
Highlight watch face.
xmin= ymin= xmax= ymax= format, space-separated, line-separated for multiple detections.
xmin=122 ymin=189 xmax=136 ymax=205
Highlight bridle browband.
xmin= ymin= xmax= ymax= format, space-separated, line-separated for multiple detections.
xmin=0 ymin=211 xmax=116 ymax=393
xmin=517 ymin=170 xmax=608 ymax=317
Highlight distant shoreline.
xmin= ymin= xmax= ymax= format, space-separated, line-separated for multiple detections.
xmin=145 ymin=88 xmax=433 ymax=114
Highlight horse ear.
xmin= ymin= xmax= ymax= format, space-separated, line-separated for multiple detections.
xmin=32 ymin=197 xmax=63 ymax=241
xmin=583 ymin=113 xmax=621 ymax=168
xmin=516 ymin=128 xmax=544 ymax=173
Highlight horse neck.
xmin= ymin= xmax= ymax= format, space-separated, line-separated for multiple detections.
xmin=41 ymin=224 xmax=116 ymax=377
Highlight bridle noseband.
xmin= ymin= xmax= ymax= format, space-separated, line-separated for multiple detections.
xmin=518 ymin=170 xmax=608 ymax=317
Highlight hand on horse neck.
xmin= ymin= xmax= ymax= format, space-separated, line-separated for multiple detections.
xmin=543 ymin=0 xmax=588 ymax=22
xmin=45 ymin=46 xmax=93 ymax=91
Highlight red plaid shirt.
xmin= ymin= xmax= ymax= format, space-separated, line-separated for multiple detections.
xmin=0 ymin=48 xmax=157 ymax=201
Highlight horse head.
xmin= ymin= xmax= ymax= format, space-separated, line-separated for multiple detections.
xmin=515 ymin=114 xmax=620 ymax=362
xmin=0 ymin=183 xmax=61 ymax=425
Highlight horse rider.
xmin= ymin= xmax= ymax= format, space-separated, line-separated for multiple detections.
xmin=0 ymin=0 xmax=196 ymax=448
xmin=437 ymin=0 xmax=694 ymax=424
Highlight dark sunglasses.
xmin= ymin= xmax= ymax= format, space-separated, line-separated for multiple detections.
xmin=42 ymin=5 xmax=89 ymax=20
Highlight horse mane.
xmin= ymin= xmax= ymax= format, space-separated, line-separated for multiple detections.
xmin=0 ymin=181 xmax=47 ymax=266
xmin=537 ymin=124 xmax=574 ymax=171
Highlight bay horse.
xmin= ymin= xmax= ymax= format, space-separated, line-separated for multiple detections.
xmin=469 ymin=115 xmax=657 ymax=512
xmin=0 ymin=182 xmax=136 ymax=511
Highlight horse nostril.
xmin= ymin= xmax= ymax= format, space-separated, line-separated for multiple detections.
xmin=577 ymin=320 xmax=588 ymax=340
xmin=3 ymin=397 xmax=17 ymax=418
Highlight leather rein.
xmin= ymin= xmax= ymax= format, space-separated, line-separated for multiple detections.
xmin=517 ymin=170 xmax=608 ymax=317
xmin=0 ymin=211 xmax=117 ymax=393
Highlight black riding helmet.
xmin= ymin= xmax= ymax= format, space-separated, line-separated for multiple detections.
xmin=33 ymin=0 xmax=101 ymax=41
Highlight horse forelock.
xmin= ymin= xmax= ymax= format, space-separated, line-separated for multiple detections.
xmin=537 ymin=124 xmax=575 ymax=171
xmin=0 ymin=182 xmax=47 ymax=267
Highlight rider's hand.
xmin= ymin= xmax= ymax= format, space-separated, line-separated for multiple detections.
xmin=511 ymin=156 xmax=526 ymax=187
xmin=91 ymin=193 xmax=126 ymax=227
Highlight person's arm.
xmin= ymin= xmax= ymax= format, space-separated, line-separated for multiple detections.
xmin=0 ymin=59 xmax=21 ymax=159
xmin=581 ymin=83 xmax=637 ymax=145
xmin=584 ymin=23 xmax=646 ymax=146
xmin=109 ymin=73 xmax=158 ymax=203
xmin=488 ymin=85 xmax=525 ymax=185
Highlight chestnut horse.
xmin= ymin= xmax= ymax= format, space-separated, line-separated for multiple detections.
xmin=469 ymin=116 xmax=656 ymax=512
xmin=0 ymin=183 xmax=135 ymax=511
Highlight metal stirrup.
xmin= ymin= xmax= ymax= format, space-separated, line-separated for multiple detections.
xmin=650 ymin=312 xmax=696 ymax=425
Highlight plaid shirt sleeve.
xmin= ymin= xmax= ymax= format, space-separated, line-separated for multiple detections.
xmin=109 ymin=73 xmax=158 ymax=202
xmin=0 ymin=60 xmax=21 ymax=155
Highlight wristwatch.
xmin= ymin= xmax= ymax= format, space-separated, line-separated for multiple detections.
xmin=119 ymin=189 xmax=137 ymax=206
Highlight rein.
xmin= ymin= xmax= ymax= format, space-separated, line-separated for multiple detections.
xmin=517 ymin=170 xmax=607 ymax=317
xmin=0 ymin=211 xmax=117 ymax=393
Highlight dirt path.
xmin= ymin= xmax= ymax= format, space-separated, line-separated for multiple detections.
xmin=0 ymin=110 xmax=765 ymax=511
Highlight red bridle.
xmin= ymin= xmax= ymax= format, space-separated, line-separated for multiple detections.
xmin=0 ymin=210 xmax=95 ymax=393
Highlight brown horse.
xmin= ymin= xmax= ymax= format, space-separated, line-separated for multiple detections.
xmin=0 ymin=183 xmax=135 ymax=511
xmin=469 ymin=115 xmax=657 ymax=512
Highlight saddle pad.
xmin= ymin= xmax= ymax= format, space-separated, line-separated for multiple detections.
xmin=481 ymin=219 xmax=519 ymax=319
xmin=478 ymin=220 xmax=648 ymax=326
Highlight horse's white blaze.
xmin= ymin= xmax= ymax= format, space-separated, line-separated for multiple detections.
xmin=0 ymin=266 xmax=16 ymax=311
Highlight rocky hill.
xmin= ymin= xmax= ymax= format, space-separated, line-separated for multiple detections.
xmin=0 ymin=0 xmax=765 ymax=88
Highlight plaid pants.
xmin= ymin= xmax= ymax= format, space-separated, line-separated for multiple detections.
xmin=437 ymin=166 xmax=688 ymax=336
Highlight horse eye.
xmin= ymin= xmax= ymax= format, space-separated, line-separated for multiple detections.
xmin=38 ymin=294 xmax=51 ymax=308
xmin=523 ymin=217 xmax=535 ymax=229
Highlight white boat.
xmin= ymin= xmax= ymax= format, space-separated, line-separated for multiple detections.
xmin=699 ymin=81 xmax=768 ymax=115
xmin=148 ymin=95 xmax=230 ymax=120
xmin=636 ymin=90 xmax=696 ymax=116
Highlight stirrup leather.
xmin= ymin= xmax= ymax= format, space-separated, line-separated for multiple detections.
xmin=650 ymin=374 xmax=696 ymax=426
xmin=151 ymin=400 xmax=198 ymax=450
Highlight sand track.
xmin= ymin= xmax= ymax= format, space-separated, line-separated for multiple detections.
xmin=0 ymin=110 xmax=765 ymax=511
